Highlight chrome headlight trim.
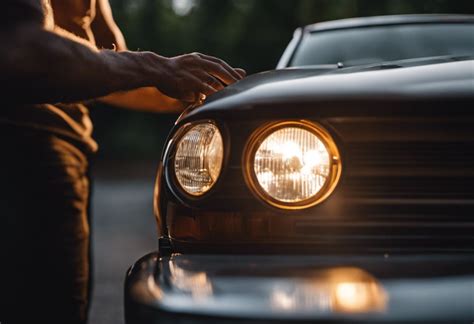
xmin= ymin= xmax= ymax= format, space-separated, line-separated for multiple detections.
xmin=165 ymin=120 xmax=226 ymax=200
xmin=243 ymin=120 xmax=342 ymax=210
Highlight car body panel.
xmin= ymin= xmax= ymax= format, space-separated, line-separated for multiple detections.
xmin=125 ymin=253 xmax=474 ymax=323
xmin=126 ymin=14 xmax=474 ymax=323
xmin=187 ymin=59 xmax=474 ymax=119
xmin=304 ymin=14 xmax=474 ymax=33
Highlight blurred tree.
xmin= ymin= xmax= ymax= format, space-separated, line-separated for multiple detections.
xmin=111 ymin=0 xmax=473 ymax=73
xmin=92 ymin=0 xmax=474 ymax=160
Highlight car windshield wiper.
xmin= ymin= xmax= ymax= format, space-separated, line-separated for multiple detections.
xmin=337 ymin=55 xmax=474 ymax=69
xmin=291 ymin=64 xmax=341 ymax=70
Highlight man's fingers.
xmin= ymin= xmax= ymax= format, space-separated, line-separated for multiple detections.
xmin=198 ymin=73 xmax=225 ymax=91
xmin=179 ymin=74 xmax=217 ymax=102
xmin=197 ymin=53 xmax=244 ymax=81
xmin=181 ymin=93 xmax=197 ymax=103
xmin=161 ymin=53 xmax=245 ymax=102
xmin=194 ymin=78 xmax=218 ymax=97
xmin=235 ymin=68 xmax=247 ymax=78
xmin=200 ymin=60 xmax=239 ymax=86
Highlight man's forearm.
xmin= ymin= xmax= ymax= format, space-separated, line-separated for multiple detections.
xmin=100 ymin=87 xmax=187 ymax=113
xmin=0 ymin=24 xmax=153 ymax=104
xmin=1 ymin=18 xmax=245 ymax=106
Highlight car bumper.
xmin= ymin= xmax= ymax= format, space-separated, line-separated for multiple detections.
xmin=124 ymin=252 xmax=474 ymax=323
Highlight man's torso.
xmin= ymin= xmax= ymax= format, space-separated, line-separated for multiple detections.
xmin=2 ymin=0 xmax=101 ymax=152
xmin=50 ymin=0 xmax=96 ymax=42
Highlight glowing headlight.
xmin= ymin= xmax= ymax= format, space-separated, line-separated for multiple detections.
xmin=174 ymin=122 xmax=223 ymax=196
xmin=245 ymin=121 xmax=341 ymax=209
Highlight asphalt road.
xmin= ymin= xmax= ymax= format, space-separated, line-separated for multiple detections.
xmin=88 ymin=162 xmax=158 ymax=324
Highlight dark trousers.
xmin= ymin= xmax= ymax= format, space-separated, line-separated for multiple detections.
xmin=0 ymin=126 xmax=92 ymax=324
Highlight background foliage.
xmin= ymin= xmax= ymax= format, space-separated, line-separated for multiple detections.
xmin=92 ymin=0 xmax=474 ymax=160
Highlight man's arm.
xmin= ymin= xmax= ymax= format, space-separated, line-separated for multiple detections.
xmin=91 ymin=0 xmax=127 ymax=51
xmin=100 ymin=87 xmax=187 ymax=113
xmin=0 ymin=0 xmax=244 ymax=105
xmin=92 ymin=0 xmax=186 ymax=113
xmin=0 ymin=22 xmax=151 ymax=104
xmin=91 ymin=0 xmax=193 ymax=113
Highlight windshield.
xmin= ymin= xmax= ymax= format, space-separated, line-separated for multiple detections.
xmin=290 ymin=23 xmax=474 ymax=67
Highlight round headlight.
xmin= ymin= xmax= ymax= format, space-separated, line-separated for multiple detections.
xmin=174 ymin=122 xmax=224 ymax=196
xmin=245 ymin=121 xmax=341 ymax=209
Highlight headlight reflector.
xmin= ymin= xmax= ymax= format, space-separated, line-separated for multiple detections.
xmin=246 ymin=121 xmax=341 ymax=209
xmin=174 ymin=122 xmax=223 ymax=196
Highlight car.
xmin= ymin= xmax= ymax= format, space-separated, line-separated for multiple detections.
xmin=124 ymin=14 xmax=474 ymax=323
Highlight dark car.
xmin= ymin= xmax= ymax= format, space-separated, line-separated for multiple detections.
xmin=125 ymin=14 xmax=474 ymax=323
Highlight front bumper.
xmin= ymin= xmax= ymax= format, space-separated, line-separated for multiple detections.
xmin=125 ymin=252 xmax=474 ymax=323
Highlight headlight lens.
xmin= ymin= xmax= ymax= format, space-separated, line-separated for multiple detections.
xmin=247 ymin=121 xmax=341 ymax=209
xmin=255 ymin=127 xmax=329 ymax=202
xmin=174 ymin=122 xmax=223 ymax=196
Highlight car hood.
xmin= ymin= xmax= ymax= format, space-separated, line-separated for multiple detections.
xmin=183 ymin=59 xmax=474 ymax=119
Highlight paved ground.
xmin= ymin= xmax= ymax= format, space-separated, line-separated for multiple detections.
xmin=88 ymin=162 xmax=158 ymax=324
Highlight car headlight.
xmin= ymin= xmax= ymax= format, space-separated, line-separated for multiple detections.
xmin=173 ymin=122 xmax=224 ymax=196
xmin=245 ymin=121 xmax=341 ymax=210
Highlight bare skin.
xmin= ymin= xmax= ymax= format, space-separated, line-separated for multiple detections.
xmin=0 ymin=0 xmax=245 ymax=112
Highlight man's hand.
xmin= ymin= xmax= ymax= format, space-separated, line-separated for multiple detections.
xmin=100 ymin=52 xmax=246 ymax=113
xmin=144 ymin=52 xmax=246 ymax=103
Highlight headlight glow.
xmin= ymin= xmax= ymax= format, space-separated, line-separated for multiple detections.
xmin=174 ymin=122 xmax=223 ymax=196
xmin=245 ymin=121 xmax=341 ymax=209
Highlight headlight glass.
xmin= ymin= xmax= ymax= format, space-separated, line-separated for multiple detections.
xmin=174 ymin=122 xmax=223 ymax=196
xmin=248 ymin=121 xmax=341 ymax=209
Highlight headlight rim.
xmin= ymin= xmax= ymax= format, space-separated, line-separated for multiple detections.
xmin=243 ymin=120 xmax=342 ymax=210
xmin=165 ymin=119 xmax=229 ymax=202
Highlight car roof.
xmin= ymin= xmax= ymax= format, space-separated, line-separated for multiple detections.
xmin=305 ymin=14 xmax=474 ymax=33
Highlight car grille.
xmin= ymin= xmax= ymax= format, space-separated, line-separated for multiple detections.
xmin=331 ymin=117 xmax=474 ymax=202
xmin=214 ymin=116 xmax=474 ymax=205
xmin=167 ymin=105 xmax=474 ymax=252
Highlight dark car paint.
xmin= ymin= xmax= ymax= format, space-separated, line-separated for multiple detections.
xmin=126 ymin=14 xmax=474 ymax=323
xmin=304 ymin=14 xmax=474 ymax=33
xmin=125 ymin=253 xmax=474 ymax=324
xmin=159 ymin=60 xmax=474 ymax=253
xmin=163 ymin=101 xmax=474 ymax=251
xmin=183 ymin=59 xmax=474 ymax=120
